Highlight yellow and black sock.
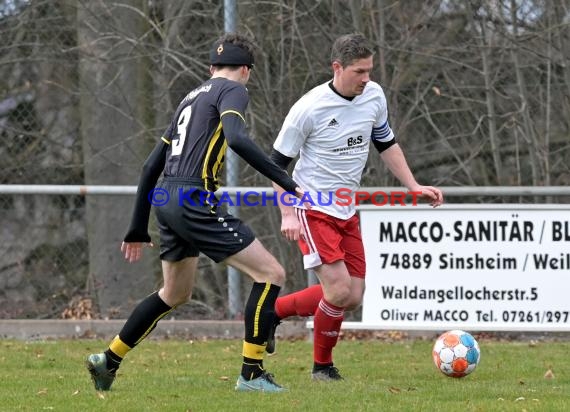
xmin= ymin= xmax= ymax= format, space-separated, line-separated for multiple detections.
xmin=241 ymin=282 xmax=280 ymax=380
xmin=104 ymin=337 xmax=128 ymax=371
xmin=104 ymin=291 xmax=172 ymax=369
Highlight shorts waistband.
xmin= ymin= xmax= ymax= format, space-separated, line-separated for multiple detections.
xmin=161 ymin=176 xmax=206 ymax=187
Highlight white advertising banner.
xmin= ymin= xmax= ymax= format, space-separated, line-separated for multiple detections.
xmin=359 ymin=204 xmax=570 ymax=331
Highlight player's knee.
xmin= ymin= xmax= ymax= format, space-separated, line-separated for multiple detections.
xmin=345 ymin=289 xmax=364 ymax=310
xmin=272 ymin=264 xmax=287 ymax=286
xmin=263 ymin=262 xmax=286 ymax=286
xmin=344 ymin=299 xmax=362 ymax=311
xmin=325 ymin=283 xmax=352 ymax=307
xmin=160 ymin=287 xmax=192 ymax=307
xmin=178 ymin=293 xmax=192 ymax=306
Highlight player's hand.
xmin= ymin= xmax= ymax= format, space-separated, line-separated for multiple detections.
xmin=410 ymin=185 xmax=444 ymax=208
xmin=121 ymin=241 xmax=154 ymax=263
xmin=293 ymin=186 xmax=313 ymax=210
xmin=280 ymin=212 xmax=304 ymax=241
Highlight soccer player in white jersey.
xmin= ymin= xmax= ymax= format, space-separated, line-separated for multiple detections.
xmin=268 ymin=33 xmax=443 ymax=381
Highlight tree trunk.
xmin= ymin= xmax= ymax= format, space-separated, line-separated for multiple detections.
xmin=77 ymin=0 xmax=156 ymax=318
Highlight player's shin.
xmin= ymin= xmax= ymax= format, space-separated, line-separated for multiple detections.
xmin=313 ymin=298 xmax=344 ymax=366
xmin=109 ymin=291 xmax=173 ymax=368
xmin=241 ymin=282 xmax=280 ymax=380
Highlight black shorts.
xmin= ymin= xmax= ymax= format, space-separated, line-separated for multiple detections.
xmin=154 ymin=177 xmax=255 ymax=263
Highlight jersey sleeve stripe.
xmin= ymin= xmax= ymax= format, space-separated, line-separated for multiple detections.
xmin=220 ymin=109 xmax=246 ymax=123
xmin=161 ymin=137 xmax=171 ymax=144
xmin=371 ymin=125 xmax=394 ymax=142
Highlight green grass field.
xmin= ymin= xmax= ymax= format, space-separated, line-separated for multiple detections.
xmin=1 ymin=337 xmax=568 ymax=412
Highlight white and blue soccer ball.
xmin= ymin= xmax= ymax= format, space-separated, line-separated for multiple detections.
xmin=432 ymin=330 xmax=480 ymax=378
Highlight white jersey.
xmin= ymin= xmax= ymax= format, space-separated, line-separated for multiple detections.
xmin=274 ymin=80 xmax=394 ymax=219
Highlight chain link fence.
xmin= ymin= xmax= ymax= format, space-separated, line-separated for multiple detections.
xmin=1 ymin=0 xmax=569 ymax=319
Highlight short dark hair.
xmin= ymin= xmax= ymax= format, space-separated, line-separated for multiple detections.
xmin=210 ymin=33 xmax=255 ymax=69
xmin=330 ymin=33 xmax=374 ymax=67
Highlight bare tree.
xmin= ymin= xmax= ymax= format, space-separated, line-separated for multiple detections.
xmin=1 ymin=0 xmax=569 ymax=318
xmin=77 ymin=0 xmax=156 ymax=317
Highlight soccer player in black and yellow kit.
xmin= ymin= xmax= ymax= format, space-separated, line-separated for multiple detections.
xmin=86 ymin=33 xmax=303 ymax=393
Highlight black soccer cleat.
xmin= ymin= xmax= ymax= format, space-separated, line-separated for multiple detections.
xmin=311 ymin=365 xmax=344 ymax=381
xmin=265 ymin=319 xmax=281 ymax=356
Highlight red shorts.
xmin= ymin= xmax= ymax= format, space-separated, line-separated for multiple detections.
xmin=295 ymin=209 xmax=366 ymax=278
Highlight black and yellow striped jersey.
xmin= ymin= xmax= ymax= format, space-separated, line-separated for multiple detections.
xmin=162 ymin=77 xmax=248 ymax=191
xmin=124 ymin=76 xmax=298 ymax=243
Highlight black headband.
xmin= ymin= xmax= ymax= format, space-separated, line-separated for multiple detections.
xmin=209 ymin=42 xmax=254 ymax=67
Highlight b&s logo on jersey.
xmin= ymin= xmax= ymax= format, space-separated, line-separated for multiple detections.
xmin=347 ymin=136 xmax=363 ymax=146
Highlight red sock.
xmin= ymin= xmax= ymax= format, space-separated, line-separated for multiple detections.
xmin=313 ymin=298 xmax=344 ymax=365
xmin=275 ymin=284 xmax=323 ymax=319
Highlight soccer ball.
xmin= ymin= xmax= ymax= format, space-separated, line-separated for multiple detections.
xmin=432 ymin=330 xmax=480 ymax=378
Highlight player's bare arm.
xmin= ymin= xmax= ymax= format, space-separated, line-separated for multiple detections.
xmin=270 ymin=148 xmax=310 ymax=240
xmin=270 ymin=181 xmax=303 ymax=240
xmin=379 ymin=143 xmax=444 ymax=207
